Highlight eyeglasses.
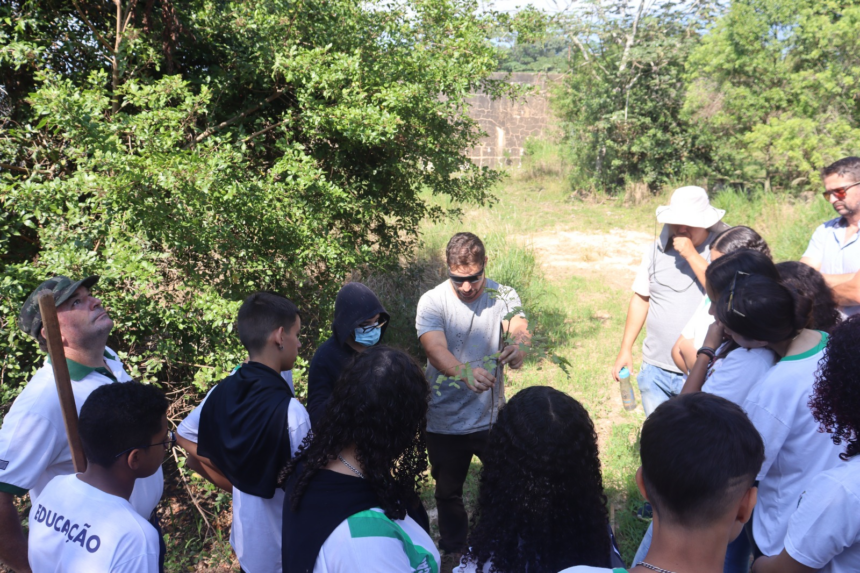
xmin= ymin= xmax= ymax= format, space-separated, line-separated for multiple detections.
xmin=822 ymin=181 xmax=860 ymax=200
xmin=727 ymin=271 xmax=750 ymax=317
xmin=356 ymin=320 xmax=387 ymax=334
xmin=113 ymin=430 xmax=176 ymax=459
xmin=447 ymin=266 xmax=485 ymax=286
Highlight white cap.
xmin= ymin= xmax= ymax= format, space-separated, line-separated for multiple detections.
xmin=656 ymin=186 xmax=725 ymax=229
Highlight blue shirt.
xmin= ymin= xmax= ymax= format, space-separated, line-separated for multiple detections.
xmin=803 ymin=216 xmax=860 ymax=316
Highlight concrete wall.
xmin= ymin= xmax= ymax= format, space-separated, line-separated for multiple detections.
xmin=466 ymin=72 xmax=561 ymax=168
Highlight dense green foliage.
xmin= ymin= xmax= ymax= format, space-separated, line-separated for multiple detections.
xmin=0 ymin=0 xmax=512 ymax=397
xmin=553 ymin=0 xmax=860 ymax=193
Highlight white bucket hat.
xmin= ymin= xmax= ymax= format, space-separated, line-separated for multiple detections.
xmin=656 ymin=186 xmax=725 ymax=229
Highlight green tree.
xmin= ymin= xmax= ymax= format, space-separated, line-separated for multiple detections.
xmin=0 ymin=0 xmax=512 ymax=396
xmin=683 ymin=0 xmax=860 ymax=190
xmin=554 ymin=0 xmax=722 ymax=192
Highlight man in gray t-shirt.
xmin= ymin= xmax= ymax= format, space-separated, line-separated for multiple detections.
xmin=612 ymin=186 xmax=728 ymax=416
xmin=416 ymin=232 xmax=528 ymax=554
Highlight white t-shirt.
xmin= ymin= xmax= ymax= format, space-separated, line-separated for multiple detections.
xmin=558 ymin=569 xmax=625 ymax=573
xmin=742 ymin=333 xmax=843 ymax=556
xmin=315 ymin=508 xmax=439 ymax=573
xmin=0 ymin=349 xmax=163 ymax=519
xmin=176 ymin=371 xmax=311 ymax=573
xmin=457 ymin=562 xmax=625 ymax=573
xmin=701 ymin=343 xmax=776 ymax=406
xmin=416 ymin=280 xmax=523 ymax=434
xmin=784 ymin=455 xmax=860 ymax=573
xmin=28 ymin=474 xmax=160 ymax=573
xmin=679 ymin=295 xmax=714 ymax=350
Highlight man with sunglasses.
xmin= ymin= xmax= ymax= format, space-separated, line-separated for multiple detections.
xmin=416 ymin=232 xmax=529 ymax=559
xmin=0 ymin=277 xmax=164 ymax=573
xmin=801 ymin=156 xmax=860 ymax=316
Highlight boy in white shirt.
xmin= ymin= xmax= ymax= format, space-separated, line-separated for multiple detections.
xmin=753 ymin=315 xmax=860 ymax=573
xmin=176 ymin=292 xmax=311 ymax=573
xmin=28 ymin=381 xmax=169 ymax=573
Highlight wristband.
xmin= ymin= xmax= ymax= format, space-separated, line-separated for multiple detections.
xmin=696 ymin=346 xmax=716 ymax=362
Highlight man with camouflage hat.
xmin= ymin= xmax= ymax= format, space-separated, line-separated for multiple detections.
xmin=0 ymin=277 xmax=164 ymax=573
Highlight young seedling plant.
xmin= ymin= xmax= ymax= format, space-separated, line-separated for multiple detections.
xmin=432 ymin=286 xmax=571 ymax=398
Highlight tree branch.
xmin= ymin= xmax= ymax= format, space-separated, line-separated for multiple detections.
xmin=0 ymin=163 xmax=27 ymax=173
xmin=243 ymin=118 xmax=290 ymax=143
xmin=569 ymin=35 xmax=608 ymax=79
xmin=618 ymin=0 xmax=648 ymax=75
xmin=187 ymin=90 xmax=285 ymax=148
xmin=71 ymin=0 xmax=115 ymax=54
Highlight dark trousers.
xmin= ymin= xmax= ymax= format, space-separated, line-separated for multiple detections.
xmin=426 ymin=430 xmax=489 ymax=553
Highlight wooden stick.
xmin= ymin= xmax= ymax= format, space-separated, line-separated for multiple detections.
xmin=38 ymin=292 xmax=87 ymax=473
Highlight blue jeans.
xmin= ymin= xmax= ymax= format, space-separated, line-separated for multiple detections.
xmin=632 ymin=522 xmax=752 ymax=572
xmin=637 ymin=363 xmax=686 ymax=417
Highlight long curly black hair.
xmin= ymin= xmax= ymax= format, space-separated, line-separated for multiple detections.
xmin=281 ymin=346 xmax=429 ymax=520
xmin=777 ymin=261 xmax=842 ymax=333
xmin=810 ymin=315 xmax=860 ymax=461
xmin=463 ymin=386 xmax=611 ymax=573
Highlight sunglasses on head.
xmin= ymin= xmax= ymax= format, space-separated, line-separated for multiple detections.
xmin=822 ymin=181 xmax=860 ymax=200
xmin=447 ymin=266 xmax=485 ymax=286
xmin=727 ymin=270 xmax=750 ymax=318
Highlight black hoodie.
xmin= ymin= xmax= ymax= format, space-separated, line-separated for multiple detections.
xmin=306 ymin=283 xmax=389 ymax=426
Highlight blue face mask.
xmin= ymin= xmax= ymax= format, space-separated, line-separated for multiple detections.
xmin=354 ymin=325 xmax=382 ymax=347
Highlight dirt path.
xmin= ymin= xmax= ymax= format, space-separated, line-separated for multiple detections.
xmin=515 ymin=227 xmax=654 ymax=289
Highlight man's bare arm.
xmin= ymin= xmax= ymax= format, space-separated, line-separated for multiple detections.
xmin=799 ymin=256 xmax=821 ymax=271
xmin=751 ymin=550 xmax=815 ymax=573
xmin=176 ymin=434 xmax=233 ymax=492
xmin=612 ymin=293 xmax=649 ymax=381
xmin=0 ymin=492 xmax=31 ymax=573
xmin=419 ymin=331 xmax=495 ymax=393
xmin=832 ymin=269 xmax=860 ymax=306
xmin=821 ymin=271 xmax=856 ymax=288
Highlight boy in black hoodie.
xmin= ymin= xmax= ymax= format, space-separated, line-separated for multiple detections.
xmin=306 ymin=282 xmax=389 ymax=426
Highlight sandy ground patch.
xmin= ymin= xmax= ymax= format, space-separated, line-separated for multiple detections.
xmin=515 ymin=227 xmax=654 ymax=288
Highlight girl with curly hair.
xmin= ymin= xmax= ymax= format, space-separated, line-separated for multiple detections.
xmin=711 ymin=274 xmax=843 ymax=560
xmin=776 ymin=261 xmax=841 ymax=333
xmin=280 ymin=346 xmax=437 ymax=573
xmin=456 ymin=386 xmax=623 ymax=573
xmin=752 ymin=315 xmax=860 ymax=572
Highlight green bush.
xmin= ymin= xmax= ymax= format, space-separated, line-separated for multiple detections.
xmin=0 ymin=0 xmax=513 ymax=403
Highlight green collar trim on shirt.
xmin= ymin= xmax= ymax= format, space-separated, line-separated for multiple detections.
xmin=47 ymin=349 xmax=118 ymax=382
xmin=347 ymin=510 xmax=438 ymax=573
xmin=0 ymin=482 xmax=28 ymax=496
xmin=780 ymin=331 xmax=829 ymax=362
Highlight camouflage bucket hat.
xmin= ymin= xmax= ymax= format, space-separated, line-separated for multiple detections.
xmin=18 ymin=276 xmax=100 ymax=340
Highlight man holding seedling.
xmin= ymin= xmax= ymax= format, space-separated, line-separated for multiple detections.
xmin=416 ymin=232 xmax=529 ymax=560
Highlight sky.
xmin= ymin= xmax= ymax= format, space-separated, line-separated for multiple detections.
xmin=481 ymin=0 xmax=576 ymax=13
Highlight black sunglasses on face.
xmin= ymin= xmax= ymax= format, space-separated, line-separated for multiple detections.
xmin=113 ymin=430 xmax=176 ymax=459
xmin=356 ymin=320 xmax=388 ymax=334
xmin=447 ymin=266 xmax=485 ymax=286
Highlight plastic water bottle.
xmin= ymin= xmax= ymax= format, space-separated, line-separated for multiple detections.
xmin=619 ymin=367 xmax=637 ymax=411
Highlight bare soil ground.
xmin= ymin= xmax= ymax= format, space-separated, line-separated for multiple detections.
xmin=514 ymin=227 xmax=654 ymax=289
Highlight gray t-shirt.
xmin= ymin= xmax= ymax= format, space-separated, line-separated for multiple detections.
xmin=416 ymin=279 xmax=523 ymax=434
xmin=631 ymin=223 xmax=727 ymax=372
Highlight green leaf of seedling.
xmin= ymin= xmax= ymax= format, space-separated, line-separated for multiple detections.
xmin=448 ymin=382 xmax=460 ymax=388
xmin=435 ymin=390 xmax=442 ymax=397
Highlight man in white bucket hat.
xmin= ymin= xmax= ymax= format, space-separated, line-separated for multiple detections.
xmin=612 ymin=186 xmax=728 ymax=417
